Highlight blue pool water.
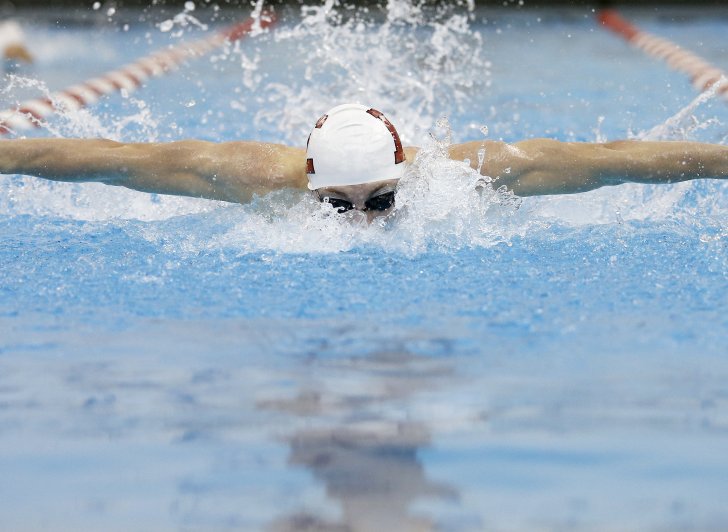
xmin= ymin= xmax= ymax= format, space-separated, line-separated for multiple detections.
xmin=1 ymin=3 xmax=727 ymax=530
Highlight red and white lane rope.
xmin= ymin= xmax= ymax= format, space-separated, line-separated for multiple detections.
xmin=597 ymin=9 xmax=728 ymax=102
xmin=0 ymin=10 xmax=276 ymax=135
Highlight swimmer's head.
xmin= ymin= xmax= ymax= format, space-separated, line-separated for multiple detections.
xmin=306 ymin=103 xmax=406 ymax=191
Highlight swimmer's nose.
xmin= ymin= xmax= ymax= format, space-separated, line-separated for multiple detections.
xmin=365 ymin=207 xmax=393 ymax=224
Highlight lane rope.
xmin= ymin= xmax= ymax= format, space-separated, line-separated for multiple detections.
xmin=0 ymin=10 xmax=276 ymax=135
xmin=597 ymin=9 xmax=728 ymax=102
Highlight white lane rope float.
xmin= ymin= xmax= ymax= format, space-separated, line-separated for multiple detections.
xmin=597 ymin=8 xmax=728 ymax=103
xmin=0 ymin=10 xmax=276 ymax=135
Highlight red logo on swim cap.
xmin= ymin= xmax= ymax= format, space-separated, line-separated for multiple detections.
xmin=315 ymin=114 xmax=328 ymax=128
xmin=366 ymin=108 xmax=405 ymax=165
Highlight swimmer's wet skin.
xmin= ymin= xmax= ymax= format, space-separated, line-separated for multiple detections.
xmin=0 ymin=103 xmax=727 ymax=211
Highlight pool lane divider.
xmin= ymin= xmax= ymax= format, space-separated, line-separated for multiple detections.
xmin=0 ymin=10 xmax=276 ymax=135
xmin=597 ymin=9 xmax=728 ymax=103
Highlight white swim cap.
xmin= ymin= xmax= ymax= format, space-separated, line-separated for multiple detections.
xmin=306 ymin=103 xmax=406 ymax=190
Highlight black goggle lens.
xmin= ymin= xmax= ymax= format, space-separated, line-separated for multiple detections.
xmin=326 ymin=197 xmax=354 ymax=213
xmin=319 ymin=191 xmax=395 ymax=214
xmin=364 ymin=191 xmax=395 ymax=211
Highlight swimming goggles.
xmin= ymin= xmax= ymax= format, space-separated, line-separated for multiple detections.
xmin=315 ymin=190 xmax=395 ymax=213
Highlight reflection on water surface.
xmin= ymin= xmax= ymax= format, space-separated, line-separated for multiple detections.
xmin=261 ymin=350 xmax=459 ymax=531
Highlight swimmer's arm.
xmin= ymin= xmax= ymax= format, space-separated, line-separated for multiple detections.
xmin=0 ymin=139 xmax=308 ymax=203
xmin=451 ymin=139 xmax=728 ymax=196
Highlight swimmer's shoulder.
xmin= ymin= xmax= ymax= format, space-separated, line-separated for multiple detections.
xmin=448 ymin=140 xmax=530 ymax=172
xmin=204 ymin=141 xmax=308 ymax=190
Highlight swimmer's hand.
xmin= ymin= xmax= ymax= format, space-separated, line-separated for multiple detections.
xmin=451 ymin=139 xmax=728 ymax=196
xmin=0 ymin=139 xmax=308 ymax=203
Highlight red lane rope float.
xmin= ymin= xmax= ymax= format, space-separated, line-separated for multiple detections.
xmin=0 ymin=10 xmax=276 ymax=135
xmin=597 ymin=9 xmax=728 ymax=103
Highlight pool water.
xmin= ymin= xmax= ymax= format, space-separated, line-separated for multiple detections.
xmin=1 ymin=3 xmax=727 ymax=530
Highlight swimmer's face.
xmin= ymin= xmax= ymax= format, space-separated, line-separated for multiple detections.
xmin=314 ymin=178 xmax=399 ymax=222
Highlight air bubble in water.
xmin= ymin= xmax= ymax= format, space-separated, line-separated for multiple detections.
xmin=158 ymin=19 xmax=174 ymax=32
xmin=92 ymin=2 xmax=100 ymax=10
xmin=184 ymin=1 xmax=195 ymax=11
xmin=480 ymin=125 xmax=489 ymax=137
xmin=477 ymin=147 xmax=486 ymax=174
xmin=107 ymin=7 xmax=116 ymax=16
xmin=474 ymin=177 xmax=489 ymax=191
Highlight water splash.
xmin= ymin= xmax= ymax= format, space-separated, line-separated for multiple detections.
xmin=156 ymin=2 xmax=208 ymax=37
xmin=637 ymin=78 xmax=727 ymax=142
xmin=246 ymin=0 xmax=489 ymax=145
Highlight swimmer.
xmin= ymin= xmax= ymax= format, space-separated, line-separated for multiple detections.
xmin=0 ymin=103 xmax=726 ymax=220
xmin=0 ymin=20 xmax=33 ymax=68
